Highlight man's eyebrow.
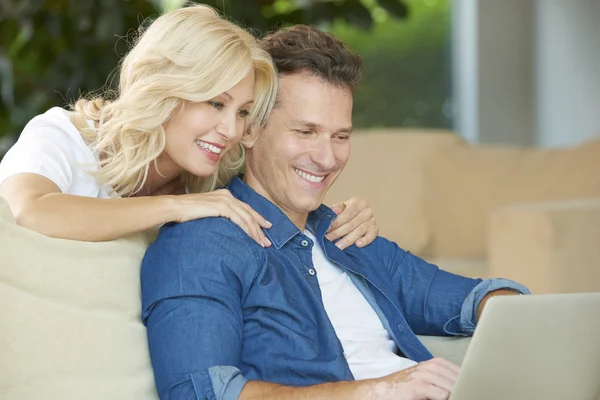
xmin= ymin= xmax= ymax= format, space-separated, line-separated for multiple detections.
xmin=292 ymin=120 xmax=353 ymax=134
xmin=294 ymin=120 xmax=322 ymax=130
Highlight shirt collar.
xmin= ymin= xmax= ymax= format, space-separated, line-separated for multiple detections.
xmin=226 ymin=177 xmax=337 ymax=249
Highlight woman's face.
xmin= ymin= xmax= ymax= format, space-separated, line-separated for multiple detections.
xmin=162 ymin=71 xmax=255 ymax=178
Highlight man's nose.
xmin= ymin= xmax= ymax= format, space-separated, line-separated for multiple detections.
xmin=311 ymin=138 xmax=337 ymax=171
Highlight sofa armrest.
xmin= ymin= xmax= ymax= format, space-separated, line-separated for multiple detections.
xmin=417 ymin=336 xmax=471 ymax=366
xmin=488 ymin=199 xmax=600 ymax=294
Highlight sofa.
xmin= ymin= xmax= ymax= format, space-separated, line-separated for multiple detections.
xmin=0 ymin=196 xmax=470 ymax=400
xmin=325 ymin=130 xmax=600 ymax=294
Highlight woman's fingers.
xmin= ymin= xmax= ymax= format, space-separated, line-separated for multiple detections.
xmin=226 ymin=202 xmax=271 ymax=247
xmin=239 ymin=202 xmax=272 ymax=229
xmin=221 ymin=203 xmax=266 ymax=247
xmin=355 ymin=225 xmax=378 ymax=248
xmin=326 ymin=208 xmax=376 ymax=249
xmin=326 ymin=198 xmax=378 ymax=249
xmin=329 ymin=220 xmax=367 ymax=250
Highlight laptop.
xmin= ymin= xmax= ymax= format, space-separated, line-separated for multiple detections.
xmin=450 ymin=293 xmax=600 ymax=400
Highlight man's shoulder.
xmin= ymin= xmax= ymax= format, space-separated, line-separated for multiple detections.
xmin=141 ymin=216 xmax=265 ymax=305
xmin=340 ymin=235 xmax=414 ymax=269
xmin=160 ymin=216 xmax=257 ymax=245
xmin=146 ymin=216 xmax=264 ymax=268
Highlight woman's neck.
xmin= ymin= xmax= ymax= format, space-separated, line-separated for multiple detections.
xmin=136 ymin=153 xmax=183 ymax=196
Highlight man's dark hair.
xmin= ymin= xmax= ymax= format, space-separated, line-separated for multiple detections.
xmin=261 ymin=25 xmax=363 ymax=90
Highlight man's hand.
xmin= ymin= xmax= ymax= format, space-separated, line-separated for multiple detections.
xmin=365 ymin=357 xmax=460 ymax=400
xmin=326 ymin=197 xmax=378 ymax=249
xmin=240 ymin=357 xmax=460 ymax=400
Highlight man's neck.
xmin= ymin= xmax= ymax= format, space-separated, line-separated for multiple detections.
xmin=242 ymin=174 xmax=309 ymax=231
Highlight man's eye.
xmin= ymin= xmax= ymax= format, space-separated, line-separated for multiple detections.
xmin=237 ymin=109 xmax=250 ymax=118
xmin=209 ymin=101 xmax=224 ymax=110
xmin=335 ymin=134 xmax=350 ymax=141
xmin=295 ymin=129 xmax=312 ymax=135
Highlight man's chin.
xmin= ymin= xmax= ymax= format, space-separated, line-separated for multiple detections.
xmin=293 ymin=198 xmax=325 ymax=214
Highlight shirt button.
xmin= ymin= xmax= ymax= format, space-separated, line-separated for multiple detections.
xmin=301 ymin=240 xmax=309 ymax=247
xmin=308 ymin=268 xmax=316 ymax=276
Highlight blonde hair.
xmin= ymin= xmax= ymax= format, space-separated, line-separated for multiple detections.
xmin=71 ymin=4 xmax=277 ymax=196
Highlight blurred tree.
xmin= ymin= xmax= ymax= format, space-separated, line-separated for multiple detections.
xmin=0 ymin=0 xmax=409 ymax=156
xmin=333 ymin=0 xmax=452 ymax=128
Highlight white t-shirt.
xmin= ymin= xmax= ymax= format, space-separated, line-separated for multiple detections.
xmin=0 ymin=107 xmax=115 ymax=198
xmin=305 ymin=230 xmax=417 ymax=380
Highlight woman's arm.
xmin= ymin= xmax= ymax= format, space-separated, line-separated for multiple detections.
xmin=0 ymin=173 xmax=271 ymax=244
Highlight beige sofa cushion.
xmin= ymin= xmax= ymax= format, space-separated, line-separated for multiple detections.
xmin=325 ymin=130 xmax=464 ymax=254
xmin=0 ymin=197 xmax=158 ymax=400
xmin=489 ymin=200 xmax=600 ymax=294
xmin=423 ymin=138 xmax=600 ymax=259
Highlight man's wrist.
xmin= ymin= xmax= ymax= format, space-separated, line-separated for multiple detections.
xmin=476 ymin=288 xmax=523 ymax=321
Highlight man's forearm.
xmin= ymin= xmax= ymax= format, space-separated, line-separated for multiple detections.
xmin=476 ymin=289 xmax=522 ymax=321
xmin=240 ymin=379 xmax=379 ymax=400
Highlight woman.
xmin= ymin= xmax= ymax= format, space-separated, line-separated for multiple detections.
xmin=0 ymin=5 xmax=377 ymax=248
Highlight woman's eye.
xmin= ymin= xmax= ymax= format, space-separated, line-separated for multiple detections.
xmin=237 ymin=109 xmax=250 ymax=118
xmin=209 ymin=101 xmax=224 ymax=110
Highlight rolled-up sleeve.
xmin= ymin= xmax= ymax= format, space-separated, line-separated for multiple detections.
xmin=455 ymin=278 xmax=530 ymax=335
xmin=141 ymin=219 xmax=261 ymax=400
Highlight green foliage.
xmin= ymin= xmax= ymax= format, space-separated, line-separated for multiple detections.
xmin=333 ymin=0 xmax=452 ymax=128
xmin=0 ymin=0 xmax=160 ymax=150
xmin=0 ymin=0 xmax=451 ymax=157
xmin=0 ymin=0 xmax=410 ymax=151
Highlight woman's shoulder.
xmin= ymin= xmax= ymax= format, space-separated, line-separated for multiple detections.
xmin=21 ymin=107 xmax=80 ymax=141
xmin=0 ymin=107 xmax=104 ymax=196
xmin=18 ymin=107 xmax=96 ymax=160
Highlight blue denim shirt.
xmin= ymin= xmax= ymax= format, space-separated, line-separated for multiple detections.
xmin=141 ymin=177 xmax=529 ymax=400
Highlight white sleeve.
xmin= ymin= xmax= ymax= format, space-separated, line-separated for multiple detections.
xmin=0 ymin=130 xmax=74 ymax=193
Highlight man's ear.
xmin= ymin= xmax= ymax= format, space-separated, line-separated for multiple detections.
xmin=241 ymin=126 xmax=262 ymax=149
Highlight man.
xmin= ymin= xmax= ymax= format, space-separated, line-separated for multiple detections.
xmin=141 ymin=25 xmax=528 ymax=400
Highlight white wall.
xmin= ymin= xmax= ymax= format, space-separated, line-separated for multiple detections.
xmin=453 ymin=0 xmax=535 ymax=146
xmin=478 ymin=0 xmax=535 ymax=146
xmin=453 ymin=0 xmax=600 ymax=148
xmin=535 ymin=0 xmax=600 ymax=148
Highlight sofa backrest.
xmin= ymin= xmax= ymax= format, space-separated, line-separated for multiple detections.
xmin=0 ymin=197 xmax=158 ymax=399
xmin=326 ymin=130 xmax=600 ymax=260
xmin=324 ymin=129 xmax=464 ymax=254
xmin=422 ymin=138 xmax=600 ymax=259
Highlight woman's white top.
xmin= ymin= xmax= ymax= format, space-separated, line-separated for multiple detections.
xmin=0 ymin=107 xmax=114 ymax=198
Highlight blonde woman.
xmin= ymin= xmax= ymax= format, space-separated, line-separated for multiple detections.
xmin=0 ymin=5 xmax=378 ymax=248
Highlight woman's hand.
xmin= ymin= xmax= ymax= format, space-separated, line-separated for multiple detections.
xmin=173 ymin=189 xmax=272 ymax=247
xmin=325 ymin=197 xmax=378 ymax=250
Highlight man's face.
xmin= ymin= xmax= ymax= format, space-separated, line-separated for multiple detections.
xmin=244 ymin=73 xmax=353 ymax=226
